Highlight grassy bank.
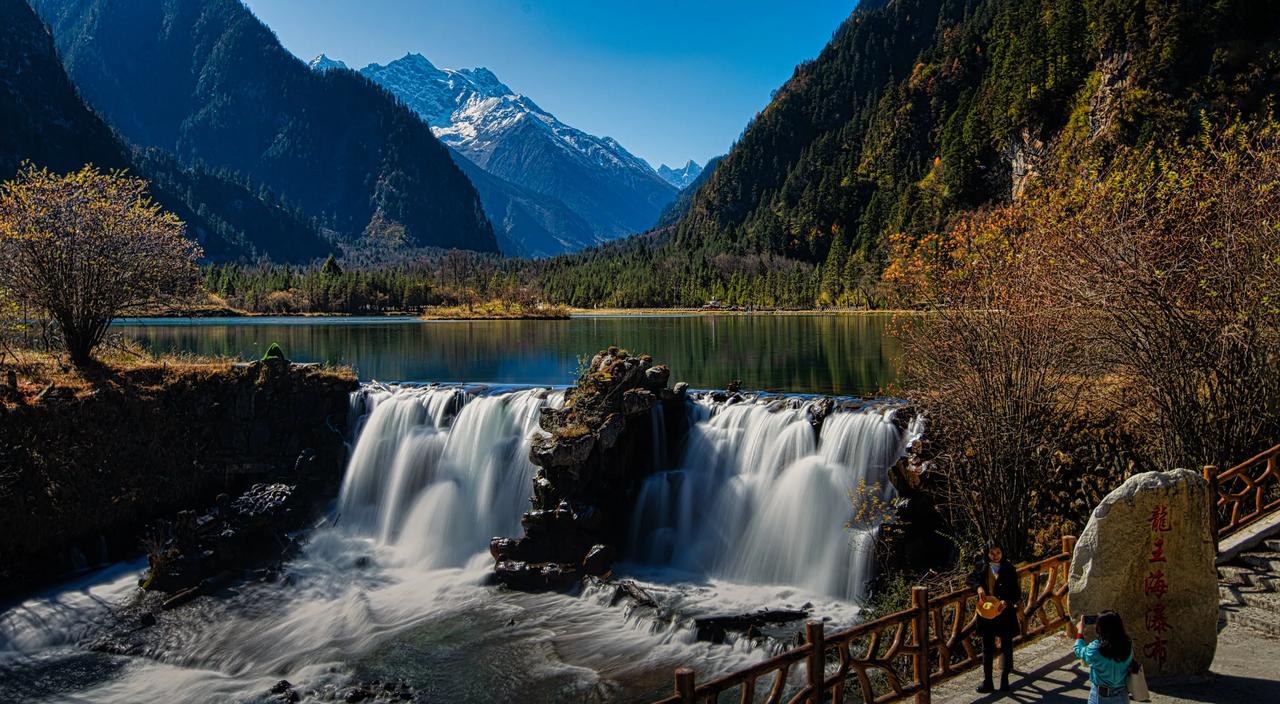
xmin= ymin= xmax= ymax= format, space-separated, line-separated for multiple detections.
xmin=419 ymin=300 xmax=570 ymax=320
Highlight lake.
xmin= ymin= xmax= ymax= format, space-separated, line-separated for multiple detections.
xmin=114 ymin=313 xmax=901 ymax=395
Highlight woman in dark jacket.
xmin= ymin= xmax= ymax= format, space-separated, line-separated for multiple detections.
xmin=966 ymin=539 xmax=1023 ymax=692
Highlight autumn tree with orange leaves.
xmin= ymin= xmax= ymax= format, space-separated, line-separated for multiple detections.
xmin=888 ymin=123 xmax=1280 ymax=554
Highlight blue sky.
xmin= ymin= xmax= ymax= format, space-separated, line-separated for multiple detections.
xmin=242 ymin=0 xmax=858 ymax=169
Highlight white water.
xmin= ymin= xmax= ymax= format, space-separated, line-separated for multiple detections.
xmin=337 ymin=384 xmax=561 ymax=567
xmin=629 ymin=396 xmax=917 ymax=601
xmin=0 ymin=385 xmax=920 ymax=703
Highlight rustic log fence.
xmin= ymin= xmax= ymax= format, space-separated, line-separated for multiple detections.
xmin=658 ymin=445 xmax=1280 ymax=704
xmin=655 ymin=536 xmax=1076 ymax=704
xmin=1204 ymin=441 xmax=1280 ymax=540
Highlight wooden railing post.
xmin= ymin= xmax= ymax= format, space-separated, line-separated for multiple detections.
xmin=1203 ymin=465 xmax=1220 ymax=551
xmin=912 ymin=585 xmax=932 ymax=704
xmin=805 ymin=619 xmax=825 ymax=704
xmin=674 ymin=667 xmax=695 ymax=704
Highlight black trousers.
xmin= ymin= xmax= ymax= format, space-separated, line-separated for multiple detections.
xmin=981 ymin=630 xmax=1014 ymax=684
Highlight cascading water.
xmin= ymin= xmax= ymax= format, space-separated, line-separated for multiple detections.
xmin=336 ymin=384 xmax=563 ymax=568
xmin=0 ymin=384 xmax=921 ymax=703
xmin=628 ymin=396 xmax=919 ymax=601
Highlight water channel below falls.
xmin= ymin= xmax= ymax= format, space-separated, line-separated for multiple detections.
xmin=0 ymin=383 xmax=919 ymax=703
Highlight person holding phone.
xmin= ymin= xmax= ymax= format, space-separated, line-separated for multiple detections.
xmin=1067 ymin=611 xmax=1134 ymax=703
xmin=966 ymin=539 xmax=1022 ymax=692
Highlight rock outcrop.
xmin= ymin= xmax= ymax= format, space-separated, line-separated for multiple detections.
xmin=142 ymin=483 xmax=305 ymax=595
xmin=1068 ymin=469 xmax=1218 ymax=679
xmin=0 ymin=361 xmax=356 ymax=597
xmin=490 ymin=347 xmax=686 ymax=590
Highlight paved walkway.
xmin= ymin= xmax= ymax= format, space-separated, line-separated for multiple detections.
xmin=930 ymin=617 xmax=1279 ymax=703
xmin=933 ymin=534 xmax=1280 ymax=704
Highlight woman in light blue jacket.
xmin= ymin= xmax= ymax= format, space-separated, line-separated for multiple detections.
xmin=1069 ymin=611 xmax=1134 ymax=703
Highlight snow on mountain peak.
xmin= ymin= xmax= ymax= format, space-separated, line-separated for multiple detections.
xmin=358 ymin=53 xmax=663 ymax=181
xmin=307 ymin=54 xmax=348 ymax=73
xmin=656 ymin=160 xmax=703 ymax=189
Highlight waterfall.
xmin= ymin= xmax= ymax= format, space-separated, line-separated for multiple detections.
xmin=628 ymin=396 xmax=918 ymax=601
xmin=337 ymin=385 xmax=562 ymax=568
xmin=339 ymin=385 xmax=918 ymax=602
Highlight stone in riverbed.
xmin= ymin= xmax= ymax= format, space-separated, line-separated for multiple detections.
xmin=1068 ymin=469 xmax=1217 ymax=679
xmin=621 ymin=388 xmax=656 ymax=415
xmin=582 ymin=544 xmax=616 ymax=577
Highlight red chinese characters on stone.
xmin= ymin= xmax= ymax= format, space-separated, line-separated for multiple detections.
xmin=1144 ymin=569 xmax=1169 ymax=599
xmin=1145 ymin=602 xmax=1171 ymax=634
xmin=1149 ymin=505 xmax=1172 ymax=532
xmin=1143 ymin=636 xmax=1169 ymax=665
xmin=1149 ymin=537 xmax=1167 ymax=563
xmin=1143 ymin=504 xmax=1173 ymax=669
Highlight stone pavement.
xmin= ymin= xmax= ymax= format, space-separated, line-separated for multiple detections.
xmin=932 ymin=538 xmax=1280 ymax=704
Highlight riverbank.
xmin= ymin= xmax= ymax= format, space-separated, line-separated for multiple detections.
xmin=0 ymin=352 xmax=357 ymax=597
xmin=138 ymin=294 xmax=908 ymax=319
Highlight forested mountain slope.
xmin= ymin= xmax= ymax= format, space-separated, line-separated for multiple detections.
xmin=1 ymin=0 xmax=329 ymax=262
xmin=32 ymin=0 xmax=497 ymax=254
xmin=673 ymin=0 xmax=1280 ymax=265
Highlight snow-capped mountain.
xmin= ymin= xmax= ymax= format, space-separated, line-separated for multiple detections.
xmin=339 ymin=53 xmax=676 ymax=255
xmin=656 ymin=160 xmax=703 ymax=189
xmin=307 ymin=54 xmax=348 ymax=73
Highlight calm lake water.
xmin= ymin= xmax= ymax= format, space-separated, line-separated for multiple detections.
xmin=113 ymin=314 xmax=900 ymax=395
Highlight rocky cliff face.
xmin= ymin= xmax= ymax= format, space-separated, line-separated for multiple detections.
xmin=0 ymin=361 xmax=357 ymax=597
xmin=490 ymin=347 xmax=688 ymax=589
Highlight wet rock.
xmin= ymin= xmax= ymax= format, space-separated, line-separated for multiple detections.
xmin=606 ymin=579 xmax=658 ymax=609
xmin=582 ymin=544 xmax=617 ymax=577
xmin=643 ymin=365 xmax=670 ymax=390
xmin=597 ymin=414 xmax=626 ymax=450
xmin=494 ymin=346 xmax=686 ymax=592
xmin=271 ymin=680 xmax=294 ymax=695
xmin=529 ymin=431 xmax=594 ymax=468
xmin=695 ymin=609 xmax=809 ymax=644
xmin=621 ymin=388 xmax=656 ymax=415
xmin=142 ymin=483 xmax=304 ymax=594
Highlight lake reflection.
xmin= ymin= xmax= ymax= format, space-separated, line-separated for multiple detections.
xmin=114 ymin=314 xmax=900 ymax=395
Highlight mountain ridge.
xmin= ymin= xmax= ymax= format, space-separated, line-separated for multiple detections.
xmin=33 ymin=0 xmax=497 ymax=256
xmin=656 ymin=160 xmax=702 ymax=189
xmin=351 ymin=52 xmax=676 ymax=254
xmin=1 ymin=0 xmax=330 ymax=262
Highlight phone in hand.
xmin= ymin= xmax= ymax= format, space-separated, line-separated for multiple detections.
xmin=1083 ymin=614 xmax=1099 ymax=626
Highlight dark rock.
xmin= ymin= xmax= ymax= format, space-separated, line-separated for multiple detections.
xmin=138 ymin=612 xmax=156 ymax=628
xmin=642 ymin=365 xmax=670 ymax=390
xmin=726 ymin=379 xmax=743 ymax=393
xmin=529 ymin=432 xmax=594 ymax=468
xmin=581 ymin=544 xmax=617 ymax=577
xmin=271 ymin=680 xmax=294 ymax=695
xmin=494 ymin=346 xmax=686 ymax=593
xmin=142 ymin=484 xmax=304 ymax=594
xmin=621 ymin=388 xmax=656 ymax=415
xmin=597 ymin=414 xmax=626 ymax=449
xmin=694 ymin=609 xmax=809 ymax=644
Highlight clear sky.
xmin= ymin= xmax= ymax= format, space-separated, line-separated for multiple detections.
xmin=241 ymin=0 xmax=858 ymax=169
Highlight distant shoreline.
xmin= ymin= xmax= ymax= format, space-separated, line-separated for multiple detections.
xmin=134 ymin=307 xmax=910 ymax=321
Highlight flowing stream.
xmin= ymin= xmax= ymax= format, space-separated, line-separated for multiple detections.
xmin=0 ymin=384 xmax=919 ymax=703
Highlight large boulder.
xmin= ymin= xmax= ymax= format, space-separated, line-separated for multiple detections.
xmin=1068 ymin=469 xmax=1217 ymax=679
xmin=492 ymin=347 xmax=686 ymax=591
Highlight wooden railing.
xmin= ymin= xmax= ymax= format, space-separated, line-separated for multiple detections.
xmin=1205 ymin=442 xmax=1280 ymax=539
xmin=655 ymin=536 xmax=1077 ymax=704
